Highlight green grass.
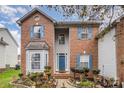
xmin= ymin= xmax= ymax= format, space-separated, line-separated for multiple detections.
xmin=0 ymin=69 xmax=21 ymax=88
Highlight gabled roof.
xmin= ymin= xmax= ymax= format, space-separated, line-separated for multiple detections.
xmin=0 ymin=28 xmax=18 ymax=47
xmin=17 ymin=8 xmax=56 ymax=25
xmin=17 ymin=8 xmax=101 ymax=26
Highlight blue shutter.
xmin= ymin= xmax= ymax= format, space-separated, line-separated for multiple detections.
xmin=88 ymin=25 xmax=93 ymax=40
xmin=89 ymin=54 xmax=92 ymax=70
xmin=77 ymin=26 xmax=82 ymax=39
xmin=30 ymin=25 xmax=34 ymax=39
xmin=76 ymin=53 xmax=81 ymax=68
xmin=40 ymin=25 xmax=45 ymax=38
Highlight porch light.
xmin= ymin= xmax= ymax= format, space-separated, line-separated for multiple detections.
xmin=83 ymin=50 xmax=86 ymax=54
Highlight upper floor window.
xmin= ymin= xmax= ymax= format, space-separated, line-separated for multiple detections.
xmin=77 ymin=26 xmax=93 ymax=40
xmin=30 ymin=25 xmax=44 ymax=39
xmin=81 ymin=28 xmax=88 ymax=39
xmin=58 ymin=34 xmax=65 ymax=44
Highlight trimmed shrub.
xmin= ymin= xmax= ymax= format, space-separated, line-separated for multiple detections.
xmin=92 ymin=69 xmax=100 ymax=75
xmin=18 ymin=73 xmax=23 ymax=79
xmin=79 ymin=80 xmax=95 ymax=88
xmin=44 ymin=66 xmax=51 ymax=70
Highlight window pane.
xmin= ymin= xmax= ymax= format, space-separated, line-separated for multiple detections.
xmin=34 ymin=26 xmax=41 ymax=33
xmin=81 ymin=33 xmax=87 ymax=39
xmin=80 ymin=28 xmax=88 ymax=39
xmin=31 ymin=53 xmax=40 ymax=61
xmin=58 ymin=34 xmax=65 ymax=44
xmin=33 ymin=26 xmax=44 ymax=38
xmin=31 ymin=62 xmax=40 ymax=69
xmin=80 ymin=55 xmax=89 ymax=68
xmin=81 ymin=62 xmax=88 ymax=68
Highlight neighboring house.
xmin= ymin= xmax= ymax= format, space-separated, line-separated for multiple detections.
xmin=18 ymin=55 xmax=21 ymax=65
xmin=96 ymin=15 xmax=124 ymax=82
xmin=17 ymin=8 xmax=100 ymax=77
xmin=0 ymin=28 xmax=18 ymax=69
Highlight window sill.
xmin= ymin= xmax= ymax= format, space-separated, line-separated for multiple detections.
xmin=77 ymin=38 xmax=93 ymax=40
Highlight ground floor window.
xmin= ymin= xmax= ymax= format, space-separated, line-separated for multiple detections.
xmin=31 ymin=53 xmax=41 ymax=69
xmin=80 ymin=55 xmax=89 ymax=68
xmin=26 ymin=50 xmax=48 ymax=72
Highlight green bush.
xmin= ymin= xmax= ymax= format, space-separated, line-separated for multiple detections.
xmin=37 ymin=72 xmax=44 ymax=77
xmin=83 ymin=67 xmax=89 ymax=73
xmin=28 ymin=73 xmax=37 ymax=81
xmin=18 ymin=73 xmax=23 ymax=79
xmin=79 ymin=80 xmax=95 ymax=88
xmin=92 ymin=69 xmax=100 ymax=75
xmin=44 ymin=66 xmax=51 ymax=70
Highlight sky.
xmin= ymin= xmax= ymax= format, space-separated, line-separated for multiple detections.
xmin=0 ymin=5 xmax=77 ymax=54
xmin=0 ymin=5 xmax=123 ymax=54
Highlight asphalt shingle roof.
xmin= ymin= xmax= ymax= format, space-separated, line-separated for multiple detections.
xmin=26 ymin=39 xmax=49 ymax=50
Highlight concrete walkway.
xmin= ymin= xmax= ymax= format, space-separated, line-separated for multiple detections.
xmin=56 ymin=79 xmax=75 ymax=88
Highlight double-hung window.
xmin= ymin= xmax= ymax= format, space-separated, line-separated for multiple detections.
xmin=31 ymin=53 xmax=40 ymax=69
xmin=58 ymin=34 xmax=65 ymax=44
xmin=77 ymin=26 xmax=92 ymax=40
xmin=33 ymin=26 xmax=41 ymax=38
xmin=81 ymin=28 xmax=88 ymax=39
xmin=80 ymin=55 xmax=89 ymax=68
xmin=30 ymin=25 xmax=44 ymax=39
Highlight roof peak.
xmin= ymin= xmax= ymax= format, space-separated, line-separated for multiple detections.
xmin=17 ymin=8 xmax=56 ymax=25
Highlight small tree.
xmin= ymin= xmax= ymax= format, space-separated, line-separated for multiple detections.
xmin=82 ymin=67 xmax=89 ymax=80
xmin=44 ymin=66 xmax=52 ymax=80
xmin=18 ymin=73 xmax=23 ymax=80
xmin=92 ymin=69 xmax=100 ymax=83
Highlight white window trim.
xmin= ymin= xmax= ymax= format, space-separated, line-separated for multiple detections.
xmin=30 ymin=52 xmax=43 ymax=72
xmin=26 ymin=50 xmax=48 ymax=74
xmin=80 ymin=55 xmax=90 ymax=68
xmin=58 ymin=34 xmax=65 ymax=45
xmin=79 ymin=27 xmax=89 ymax=40
xmin=33 ymin=25 xmax=44 ymax=38
xmin=31 ymin=53 xmax=41 ymax=70
xmin=56 ymin=53 xmax=68 ymax=71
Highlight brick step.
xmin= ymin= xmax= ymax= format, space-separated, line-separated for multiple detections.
xmin=53 ymin=74 xmax=71 ymax=79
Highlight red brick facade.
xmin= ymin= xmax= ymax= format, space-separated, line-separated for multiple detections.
xmin=21 ymin=12 xmax=55 ymax=75
xmin=116 ymin=18 xmax=124 ymax=82
xmin=69 ymin=25 xmax=98 ymax=69
xmin=19 ymin=9 xmax=99 ymax=77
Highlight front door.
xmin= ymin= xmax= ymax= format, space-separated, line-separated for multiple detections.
xmin=59 ymin=54 xmax=65 ymax=72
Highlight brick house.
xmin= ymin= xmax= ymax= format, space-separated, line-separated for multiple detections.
xmin=96 ymin=15 xmax=124 ymax=82
xmin=17 ymin=8 xmax=100 ymax=78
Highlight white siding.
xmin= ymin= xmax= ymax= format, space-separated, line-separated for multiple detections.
xmin=55 ymin=30 xmax=70 ymax=73
xmin=0 ymin=29 xmax=18 ymax=68
xmin=0 ymin=45 xmax=5 ymax=68
xmin=98 ymin=28 xmax=117 ymax=80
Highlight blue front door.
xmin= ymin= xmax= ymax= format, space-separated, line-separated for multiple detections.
xmin=59 ymin=54 xmax=65 ymax=71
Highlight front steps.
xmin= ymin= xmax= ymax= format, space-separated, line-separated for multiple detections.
xmin=53 ymin=74 xmax=71 ymax=79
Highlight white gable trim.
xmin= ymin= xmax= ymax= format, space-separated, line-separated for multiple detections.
xmin=17 ymin=7 xmax=56 ymax=25
xmin=0 ymin=28 xmax=18 ymax=47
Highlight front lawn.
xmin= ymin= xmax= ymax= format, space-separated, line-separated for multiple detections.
xmin=0 ymin=69 xmax=21 ymax=88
